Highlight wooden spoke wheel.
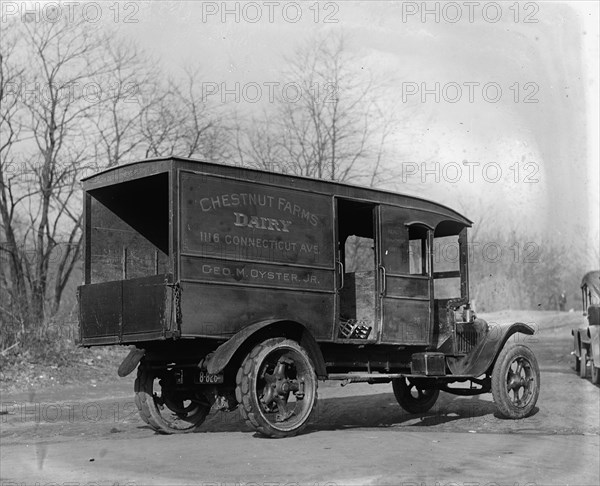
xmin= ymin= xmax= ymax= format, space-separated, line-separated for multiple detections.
xmin=491 ymin=344 xmax=540 ymax=419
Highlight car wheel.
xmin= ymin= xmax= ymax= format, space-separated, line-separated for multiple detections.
xmin=491 ymin=343 xmax=540 ymax=419
xmin=135 ymin=366 xmax=211 ymax=433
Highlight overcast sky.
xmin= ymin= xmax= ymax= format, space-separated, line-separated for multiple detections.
xmin=110 ymin=1 xmax=599 ymax=252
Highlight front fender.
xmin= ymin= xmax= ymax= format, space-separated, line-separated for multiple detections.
xmin=447 ymin=321 xmax=535 ymax=377
xmin=205 ymin=319 xmax=327 ymax=378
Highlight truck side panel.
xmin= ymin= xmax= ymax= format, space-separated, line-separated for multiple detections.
xmin=179 ymin=171 xmax=335 ymax=267
xmin=180 ymin=283 xmax=334 ymax=341
xmin=177 ymin=171 xmax=336 ymax=340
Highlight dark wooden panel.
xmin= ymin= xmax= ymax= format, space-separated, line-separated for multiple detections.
xmin=381 ymin=298 xmax=430 ymax=344
xmin=180 ymin=282 xmax=334 ymax=341
xmin=180 ymin=256 xmax=334 ymax=292
xmin=379 ymin=205 xmax=410 ymax=274
xmin=89 ymin=195 xmax=169 ymax=284
xmin=339 ymin=271 xmax=376 ymax=322
xmin=79 ymin=281 xmax=122 ymax=339
xmin=386 ymin=276 xmax=429 ymax=299
xmin=122 ymin=275 xmax=170 ymax=335
xmin=180 ymin=171 xmax=334 ymax=267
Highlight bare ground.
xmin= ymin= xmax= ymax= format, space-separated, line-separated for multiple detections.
xmin=1 ymin=310 xmax=598 ymax=486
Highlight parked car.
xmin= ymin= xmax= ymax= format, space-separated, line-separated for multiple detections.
xmin=572 ymin=270 xmax=600 ymax=384
xmin=78 ymin=157 xmax=541 ymax=437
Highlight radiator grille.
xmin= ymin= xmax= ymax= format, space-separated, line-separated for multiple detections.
xmin=455 ymin=325 xmax=479 ymax=354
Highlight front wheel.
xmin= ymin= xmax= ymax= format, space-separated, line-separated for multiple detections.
xmin=392 ymin=378 xmax=440 ymax=414
xmin=235 ymin=338 xmax=317 ymax=438
xmin=491 ymin=343 xmax=540 ymax=419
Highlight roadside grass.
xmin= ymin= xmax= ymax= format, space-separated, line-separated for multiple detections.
xmin=0 ymin=333 xmax=129 ymax=394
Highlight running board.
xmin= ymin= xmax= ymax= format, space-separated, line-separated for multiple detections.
xmin=326 ymin=373 xmax=479 ymax=384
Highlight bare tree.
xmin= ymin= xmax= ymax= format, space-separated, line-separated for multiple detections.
xmin=0 ymin=17 xmax=125 ymax=339
xmin=0 ymin=18 xmax=230 ymax=348
xmin=139 ymin=67 xmax=228 ymax=162
xmin=234 ymin=34 xmax=399 ymax=185
xmin=0 ymin=19 xmax=27 ymax=340
xmin=88 ymin=38 xmax=159 ymax=168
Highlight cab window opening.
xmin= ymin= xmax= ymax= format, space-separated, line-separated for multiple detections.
xmin=408 ymin=225 xmax=429 ymax=276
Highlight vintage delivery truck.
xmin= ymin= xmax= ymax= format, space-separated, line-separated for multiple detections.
xmin=78 ymin=157 xmax=540 ymax=437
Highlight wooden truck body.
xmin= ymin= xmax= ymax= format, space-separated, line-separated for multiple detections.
xmin=78 ymin=157 xmax=540 ymax=437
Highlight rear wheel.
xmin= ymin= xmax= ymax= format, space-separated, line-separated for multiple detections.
xmin=491 ymin=344 xmax=540 ymax=419
xmin=580 ymin=348 xmax=588 ymax=379
xmin=392 ymin=377 xmax=439 ymax=414
xmin=235 ymin=338 xmax=317 ymax=438
xmin=135 ymin=367 xmax=211 ymax=433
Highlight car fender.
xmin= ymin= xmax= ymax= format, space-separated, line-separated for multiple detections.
xmin=205 ymin=319 xmax=327 ymax=378
xmin=447 ymin=321 xmax=535 ymax=377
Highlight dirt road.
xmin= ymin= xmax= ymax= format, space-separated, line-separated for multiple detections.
xmin=1 ymin=311 xmax=599 ymax=485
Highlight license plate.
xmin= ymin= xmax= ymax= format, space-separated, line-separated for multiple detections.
xmin=194 ymin=371 xmax=224 ymax=384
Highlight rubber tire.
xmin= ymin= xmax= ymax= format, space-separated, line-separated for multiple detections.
xmin=135 ymin=367 xmax=210 ymax=434
xmin=491 ymin=343 xmax=540 ymax=419
xmin=235 ymin=337 xmax=317 ymax=438
xmin=591 ymin=360 xmax=600 ymax=385
xmin=580 ymin=348 xmax=587 ymax=379
xmin=392 ymin=378 xmax=440 ymax=414
xmin=573 ymin=349 xmax=581 ymax=373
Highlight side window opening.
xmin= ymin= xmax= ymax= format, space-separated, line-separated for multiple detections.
xmin=344 ymin=235 xmax=374 ymax=273
xmin=408 ymin=225 xmax=429 ymax=276
xmin=433 ymin=222 xmax=463 ymax=300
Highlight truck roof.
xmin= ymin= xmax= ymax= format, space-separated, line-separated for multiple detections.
xmin=82 ymin=156 xmax=472 ymax=227
xmin=581 ymin=270 xmax=600 ymax=297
